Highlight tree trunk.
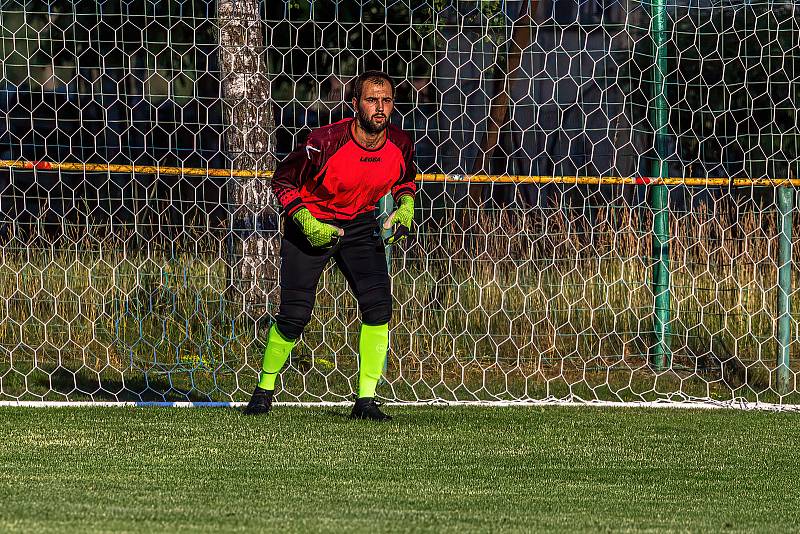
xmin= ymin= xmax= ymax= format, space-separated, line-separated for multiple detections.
xmin=218 ymin=0 xmax=280 ymax=320
xmin=467 ymin=1 xmax=535 ymax=205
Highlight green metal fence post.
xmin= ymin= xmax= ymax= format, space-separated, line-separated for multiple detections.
xmin=378 ymin=195 xmax=394 ymax=382
xmin=379 ymin=195 xmax=394 ymax=269
xmin=651 ymin=0 xmax=672 ymax=370
xmin=776 ymin=186 xmax=793 ymax=394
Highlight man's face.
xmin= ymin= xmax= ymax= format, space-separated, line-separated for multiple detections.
xmin=353 ymin=80 xmax=394 ymax=135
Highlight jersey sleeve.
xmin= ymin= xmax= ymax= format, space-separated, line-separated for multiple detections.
xmin=271 ymin=136 xmax=322 ymax=217
xmin=391 ymin=141 xmax=417 ymax=202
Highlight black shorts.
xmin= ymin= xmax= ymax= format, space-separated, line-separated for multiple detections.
xmin=275 ymin=211 xmax=392 ymax=340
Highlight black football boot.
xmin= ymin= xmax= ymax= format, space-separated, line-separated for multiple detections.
xmin=350 ymin=397 xmax=392 ymax=421
xmin=243 ymin=386 xmax=274 ymax=415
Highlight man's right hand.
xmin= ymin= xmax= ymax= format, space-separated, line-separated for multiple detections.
xmin=292 ymin=208 xmax=344 ymax=248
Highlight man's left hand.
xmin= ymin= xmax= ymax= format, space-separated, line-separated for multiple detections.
xmin=383 ymin=195 xmax=414 ymax=245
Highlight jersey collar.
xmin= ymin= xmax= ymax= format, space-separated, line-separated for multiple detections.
xmin=349 ymin=118 xmax=388 ymax=152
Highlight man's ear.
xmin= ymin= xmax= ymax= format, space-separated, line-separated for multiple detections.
xmin=351 ymin=98 xmax=358 ymax=114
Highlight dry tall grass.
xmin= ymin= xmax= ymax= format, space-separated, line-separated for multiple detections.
xmin=0 ymin=197 xmax=797 ymax=402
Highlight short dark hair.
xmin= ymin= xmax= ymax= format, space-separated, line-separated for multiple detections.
xmin=351 ymin=70 xmax=395 ymax=102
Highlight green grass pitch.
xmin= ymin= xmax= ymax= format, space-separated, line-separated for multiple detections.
xmin=1 ymin=406 xmax=799 ymax=533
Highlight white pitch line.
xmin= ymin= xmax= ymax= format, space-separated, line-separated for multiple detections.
xmin=1 ymin=399 xmax=799 ymax=411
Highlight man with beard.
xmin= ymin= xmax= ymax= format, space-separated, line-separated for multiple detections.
xmin=244 ymin=71 xmax=416 ymax=420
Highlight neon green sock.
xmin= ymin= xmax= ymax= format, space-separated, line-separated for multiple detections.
xmin=257 ymin=325 xmax=296 ymax=390
xmin=358 ymin=323 xmax=389 ymax=398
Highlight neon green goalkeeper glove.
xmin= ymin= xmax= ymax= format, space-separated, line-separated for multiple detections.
xmin=383 ymin=195 xmax=414 ymax=245
xmin=292 ymin=208 xmax=343 ymax=248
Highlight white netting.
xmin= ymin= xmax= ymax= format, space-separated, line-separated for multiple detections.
xmin=0 ymin=0 xmax=798 ymax=405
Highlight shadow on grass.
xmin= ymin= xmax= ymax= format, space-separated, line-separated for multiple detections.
xmin=319 ymin=408 xmax=351 ymax=419
xmin=5 ymin=365 xmax=226 ymax=402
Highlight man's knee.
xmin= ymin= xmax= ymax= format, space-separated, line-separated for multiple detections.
xmin=274 ymin=316 xmax=307 ymax=341
xmin=359 ymin=286 xmax=393 ymax=325
xmin=276 ymin=288 xmax=315 ymax=340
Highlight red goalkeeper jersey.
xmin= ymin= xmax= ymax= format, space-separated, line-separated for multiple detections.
xmin=272 ymin=118 xmax=417 ymax=221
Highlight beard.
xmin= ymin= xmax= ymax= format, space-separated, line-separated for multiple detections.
xmin=356 ymin=106 xmax=389 ymax=135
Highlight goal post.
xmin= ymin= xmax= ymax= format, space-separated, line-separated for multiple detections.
xmin=0 ymin=0 xmax=798 ymax=407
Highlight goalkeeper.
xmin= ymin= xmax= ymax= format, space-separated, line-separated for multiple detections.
xmin=244 ymin=70 xmax=416 ymax=421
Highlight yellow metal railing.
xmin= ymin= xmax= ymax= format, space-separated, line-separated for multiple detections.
xmin=1 ymin=159 xmax=797 ymax=187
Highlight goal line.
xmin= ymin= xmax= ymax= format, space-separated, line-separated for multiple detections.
xmin=2 ymin=399 xmax=799 ymax=412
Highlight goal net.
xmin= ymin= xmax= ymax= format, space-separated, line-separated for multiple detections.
xmin=0 ymin=0 xmax=798 ymax=407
